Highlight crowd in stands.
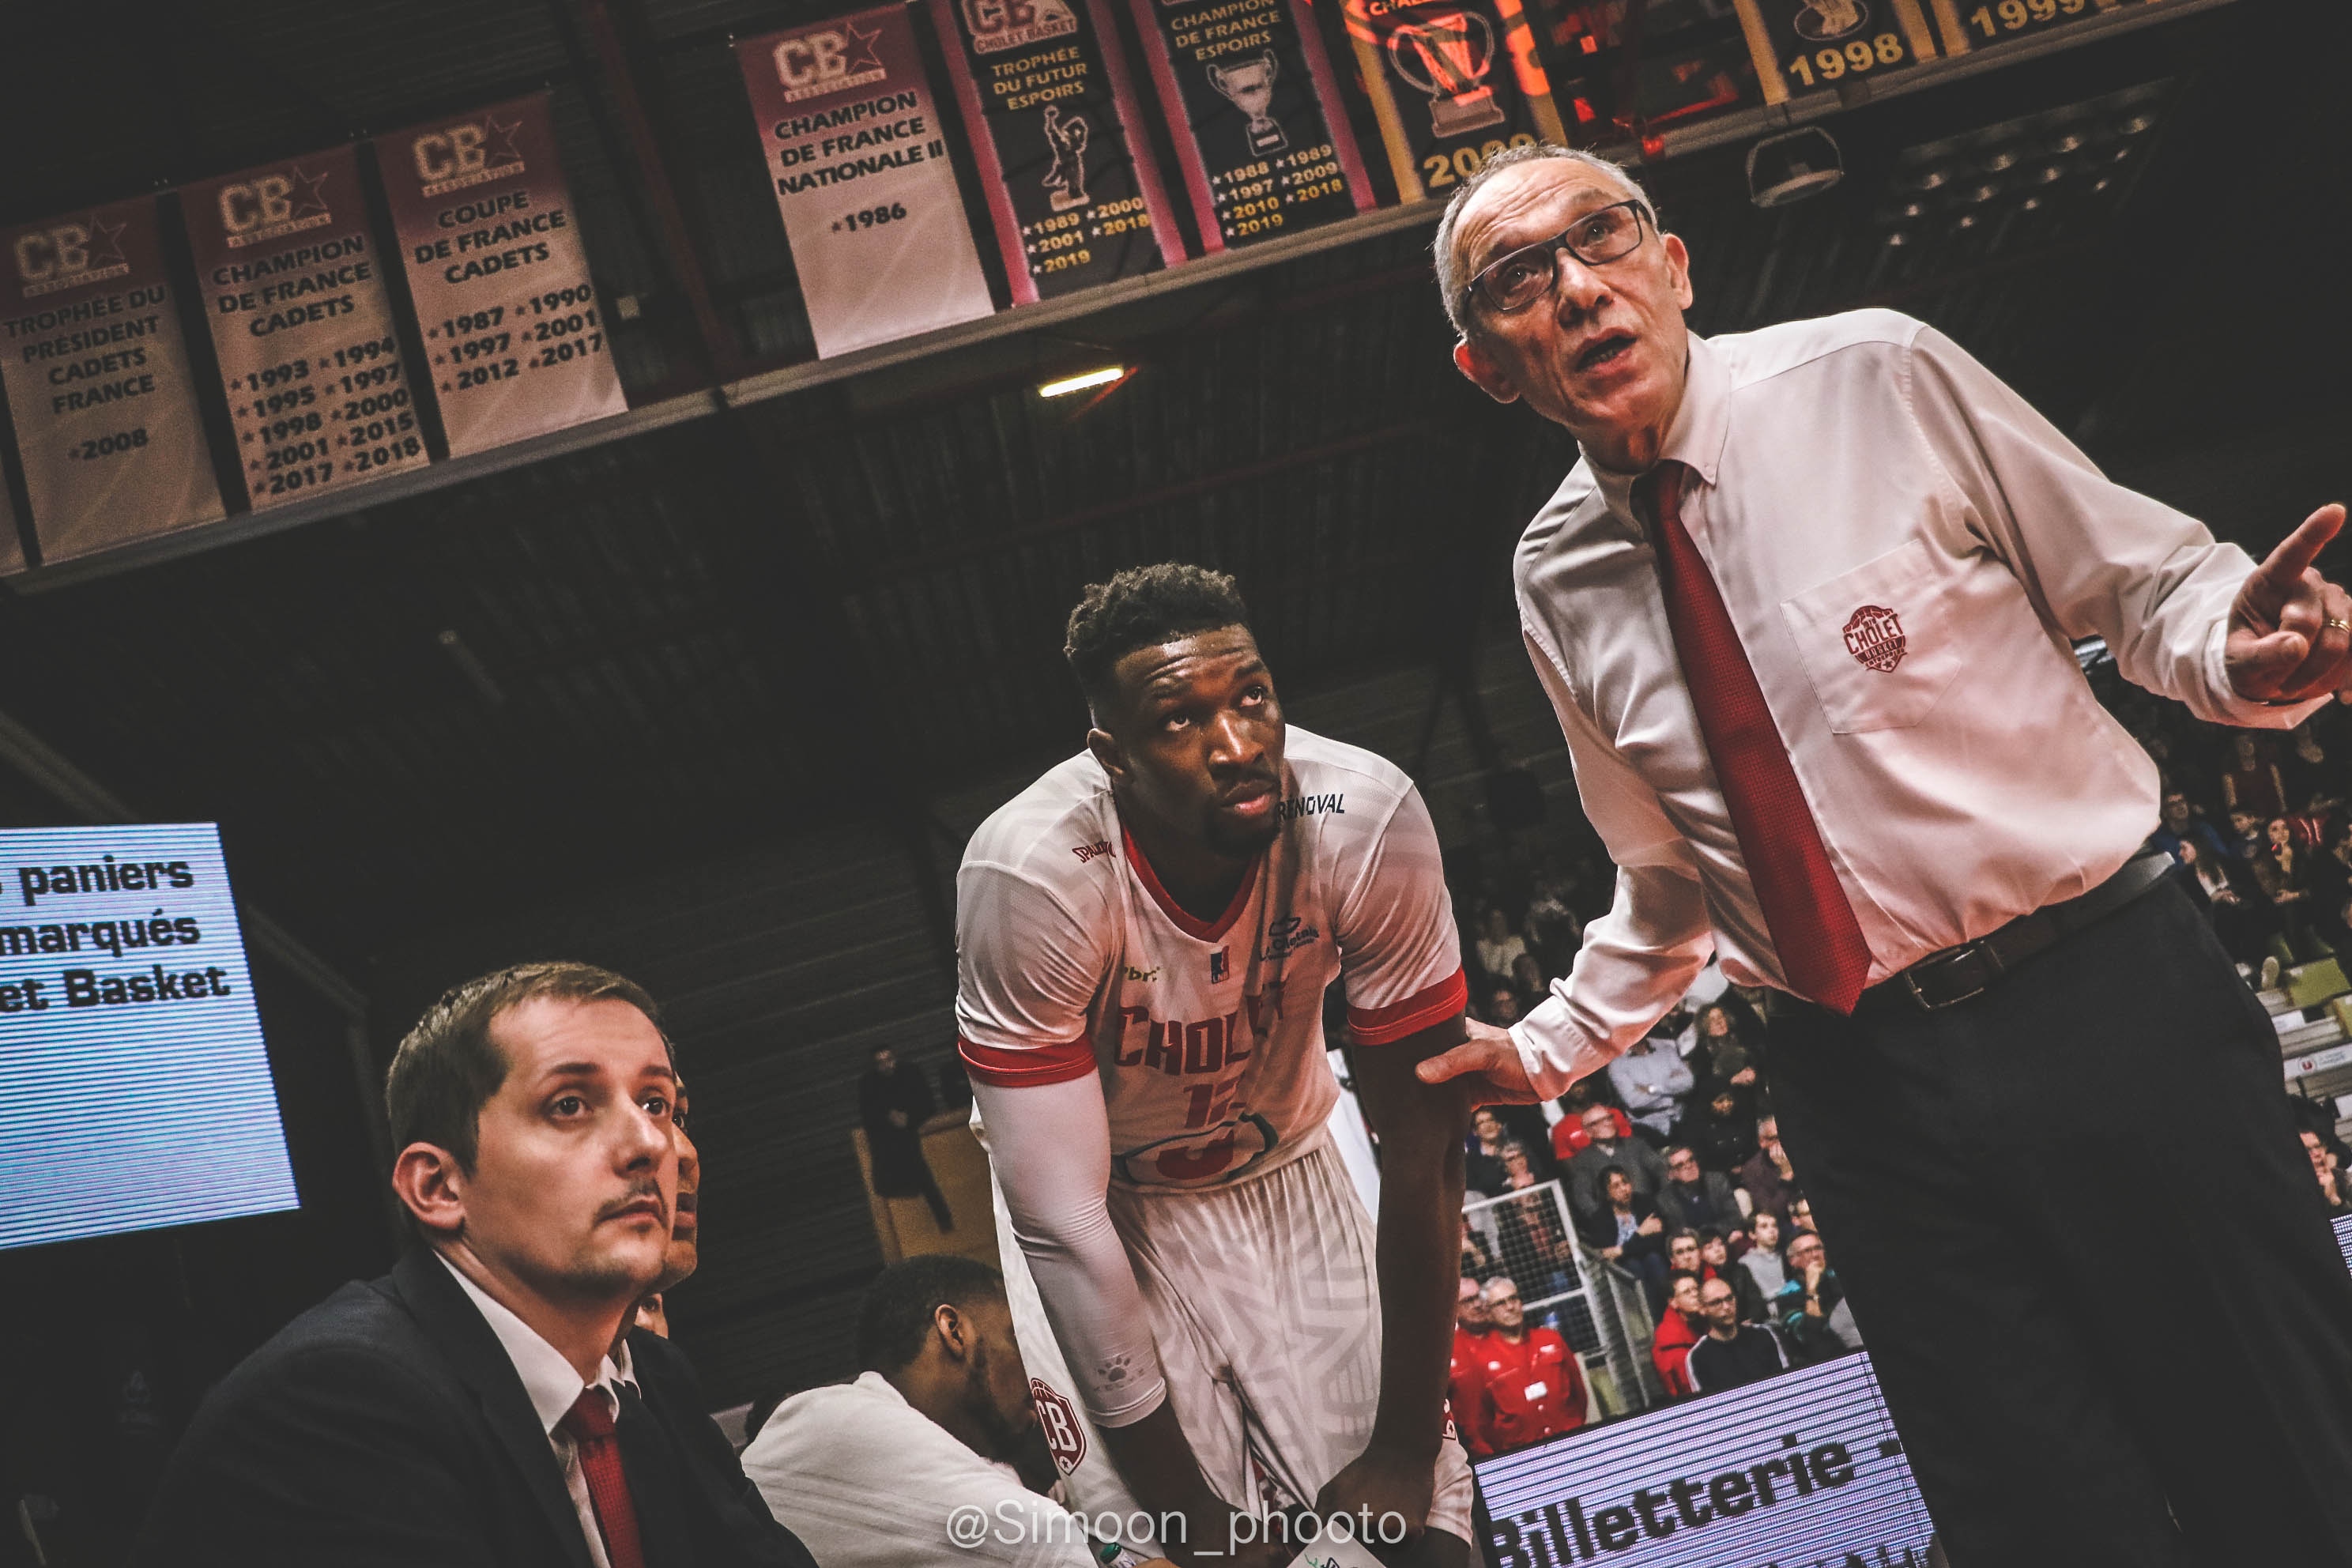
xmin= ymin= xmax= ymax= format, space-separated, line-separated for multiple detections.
xmin=1442 ymin=687 xmax=2352 ymax=1455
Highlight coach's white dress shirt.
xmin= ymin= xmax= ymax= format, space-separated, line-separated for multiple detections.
xmin=439 ymin=1254 xmax=636 ymax=1568
xmin=1510 ymin=309 xmax=2322 ymax=1095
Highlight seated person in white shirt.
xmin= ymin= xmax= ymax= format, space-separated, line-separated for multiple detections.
xmin=743 ymin=1256 xmax=1174 ymax=1568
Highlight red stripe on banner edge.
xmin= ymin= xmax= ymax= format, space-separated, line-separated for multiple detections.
xmin=1123 ymin=0 xmax=1227 ymax=254
xmin=1284 ymin=0 xmax=1380 ymax=213
xmin=925 ymin=0 xmax=1040 ymax=305
xmin=1078 ymin=0 xmax=1189 ymax=271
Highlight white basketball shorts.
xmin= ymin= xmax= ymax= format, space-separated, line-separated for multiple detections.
xmin=992 ymin=1125 xmax=1476 ymax=1552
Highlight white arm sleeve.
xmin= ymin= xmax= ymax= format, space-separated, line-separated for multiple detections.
xmin=974 ymin=1073 xmax=1167 ymax=1427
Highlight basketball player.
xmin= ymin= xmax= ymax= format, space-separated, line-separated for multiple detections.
xmin=956 ymin=565 xmax=1488 ymax=1567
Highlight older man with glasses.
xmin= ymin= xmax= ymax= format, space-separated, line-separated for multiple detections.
xmin=1413 ymin=141 xmax=2352 ymax=1564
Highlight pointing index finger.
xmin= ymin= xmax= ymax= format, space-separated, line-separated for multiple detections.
xmin=2253 ymin=504 xmax=2348 ymax=599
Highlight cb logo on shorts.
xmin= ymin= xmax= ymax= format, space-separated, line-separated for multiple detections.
xmin=1030 ymin=1378 xmax=1087 ymax=1472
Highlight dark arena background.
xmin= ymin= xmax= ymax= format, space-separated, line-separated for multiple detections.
xmin=0 ymin=0 xmax=2346 ymax=1564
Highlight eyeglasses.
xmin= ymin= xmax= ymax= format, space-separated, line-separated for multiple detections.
xmin=1462 ymin=199 xmax=1651 ymax=317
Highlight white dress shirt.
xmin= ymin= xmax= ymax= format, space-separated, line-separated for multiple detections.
xmin=437 ymin=1254 xmax=636 ymax=1568
xmin=1510 ymin=309 xmax=2321 ymax=1095
xmin=741 ymin=1370 xmax=1104 ymax=1567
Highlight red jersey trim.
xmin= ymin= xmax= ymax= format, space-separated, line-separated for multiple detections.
xmin=1348 ymin=969 xmax=1469 ymax=1046
xmin=1119 ymin=823 xmax=1261 ymax=943
xmin=959 ymin=1035 xmax=1098 ymax=1087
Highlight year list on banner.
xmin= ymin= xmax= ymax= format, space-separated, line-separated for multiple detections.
xmin=1126 ymin=0 xmax=1378 ymax=251
xmin=738 ymin=9 xmax=997 ymax=359
xmin=378 ymin=93 xmax=627 ymax=456
xmin=0 ymin=198 xmax=224 ymax=567
xmin=930 ymin=0 xmax=1185 ymax=303
xmin=181 ymin=143 xmax=429 ymax=511
xmin=1342 ymin=0 xmax=1569 ymax=204
xmin=1732 ymin=0 xmax=1938 ymax=107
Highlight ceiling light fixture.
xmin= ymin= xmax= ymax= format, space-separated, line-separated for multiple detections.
xmin=1038 ymin=366 xmax=1126 ymax=398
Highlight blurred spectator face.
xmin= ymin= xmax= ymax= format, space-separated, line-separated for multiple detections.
xmin=1708 ymin=1090 xmax=1737 ymax=1121
xmin=2162 ymin=793 xmax=2192 ymax=832
xmin=1483 ymin=1277 xmax=1525 ymax=1332
xmin=1457 ymin=1275 xmax=1489 ymax=1332
xmin=2269 ymin=819 xmax=2294 ymax=850
xmin=1788 ymin=1232 xmax=1826 ymax=1275
xmin=873 ymin=1047 xmax=898 ymax=1075
xmin=647 ymin=1082 xmax=699 ymax=1308
xmin=2234 ymin=733 xmax=2260 ymax=767
xmin=1669 ymin=1233 xmax=1701 ymax=1272
xmin=1700 ymin=1279 xmax=1739 ymax=1332
xmin=1502 ymin=1143 xmax=1532 ymax=1182
xmin=1791 ymin=1197 xmax=1816 ymax=1232
xmin=2305 ymin=1131 xmax=2338 ymax=1189
xmin=2230 ymin=808 xmax=2261 ymax=839
xmin=1489 ymin=986 xmax=1521 ymax=1023
xmin=1512 ymin=952 xmax=1545 ymax=991
xmin=1666 ymin=1148 xmax=1702 ymax=1186
xmin=1582 ymin=1106 xmax=1619 ymax=1146
xmin=1750 ymin=1212 xmax=1781 ymax=1253
xmin=2178 ymin=839 xmax=2200 ymax=866
xmin=634 ymin=1291 xmax=669 ymax=1339
xmin=1604 ymin=1170 xmax=1634 ymax=1208
xmin=1472 ymin=1108 xmax=1503 ymax=1145
xmin=1483 ymin=908 xmax=1512 ymax=944
xmin=1700 ymin=1234 xmax=1731 ymax=1269
xmin=1698 ymin=1005 xmax=1732 ymax=1039
xmin=1668 ymin=1274 xmax=1703 ymax=1321
xmin=1758 ymin=1117 xmax=1783 ymax=1157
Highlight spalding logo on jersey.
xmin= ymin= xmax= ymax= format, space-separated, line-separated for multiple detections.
xmin=1030 ymin=1378 xmax=1087 ymax=1472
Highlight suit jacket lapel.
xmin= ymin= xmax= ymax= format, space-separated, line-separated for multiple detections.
xmin=391 ymin=1250 xmax=598 ymax=1568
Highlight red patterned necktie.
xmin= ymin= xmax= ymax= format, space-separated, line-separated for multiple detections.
xmin=560 ymin=1390 xmax=647 ymax=1568
xmin=1642 ymin=462 xmax=1874 ymax=1014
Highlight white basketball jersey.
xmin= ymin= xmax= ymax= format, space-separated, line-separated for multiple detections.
xmin=956 ymin=726 xmax=1464 ymax=1190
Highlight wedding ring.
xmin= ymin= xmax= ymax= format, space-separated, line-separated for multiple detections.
xmin=2329 ymin=618 xmax=2351 ymax=631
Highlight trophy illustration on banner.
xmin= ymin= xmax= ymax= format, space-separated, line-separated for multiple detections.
xmin=1794 ymin=0 xmax=1871 ymax=40
xmin=1041 ymin=104 xmax=1094 ymax=210
xmin=1206 ymin=51 xmax=1289 ymax=156
xmin=1384 ymin=9 xmax=1505 ymax=140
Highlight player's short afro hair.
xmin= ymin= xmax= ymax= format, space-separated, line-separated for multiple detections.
xmin=1064 ymin=563 xmax=1251 ymax=711
xmin=855 ymin=1254 xmax=1006 ymax=1373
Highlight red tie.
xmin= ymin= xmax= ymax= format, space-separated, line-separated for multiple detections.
xmin=1642 ymin=462 xmax=1873 ymax=1014
xmin=560 ymin=1391 xmax=646 ymax=1568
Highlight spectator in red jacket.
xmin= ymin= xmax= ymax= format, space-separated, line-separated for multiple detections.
xmin=1450 ymin=1277 xmax=1493 ymax=1457
xmin=1650 ymin=1271 xmax=1705 ymax=1399
xmin=1472 ymin=1276 xmax=1587 ymax=1453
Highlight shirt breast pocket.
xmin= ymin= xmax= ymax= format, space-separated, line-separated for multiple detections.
xmin=1777 ymin=539 xmax=1967 ymax=734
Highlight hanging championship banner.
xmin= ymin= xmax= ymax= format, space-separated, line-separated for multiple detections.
xmin=183 ymin=143 xmax=428 ymax=511
xmin=0 ymin=199 xmax=224 ymax=566
xmin=1126 ymin=0 xmax=1377 ymax=251
xmin=929 ymin=0 xmax=1185 ymax=303
xmin=1928 ymin=0 xmax=2132 ymax=57
xmin=378 ymin=94 xmax=627 ymax=456
xmin=1343 ymin=0 xmax=1570 ymax=203
xmin=1733 ymin=0 xmax=1936 ymax=105
xmin=737 ymin=11 xmax=997 ymax=357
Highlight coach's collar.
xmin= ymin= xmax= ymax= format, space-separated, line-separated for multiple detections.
xmin=1586 ymin=330 xmax=1729 ymax=533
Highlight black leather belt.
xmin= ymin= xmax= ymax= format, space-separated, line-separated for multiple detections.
xmin=1775 ymin=852 xmax=2177 ymax=1017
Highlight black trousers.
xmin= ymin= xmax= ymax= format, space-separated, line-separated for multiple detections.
xmin=1767 ymin=880 xmax=2352 ymax=1567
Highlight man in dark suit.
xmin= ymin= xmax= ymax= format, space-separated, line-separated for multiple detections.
xmin=1653 ymin=1144 xmax=1744 ymax=1248
xmin=134 ymin=962 xmax=816 ymax=1568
